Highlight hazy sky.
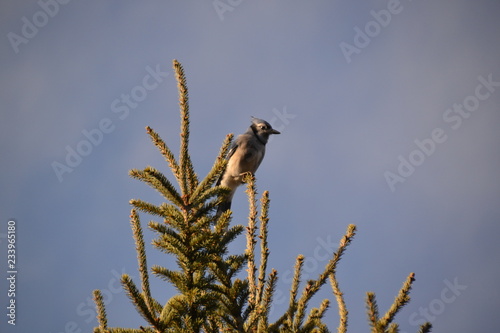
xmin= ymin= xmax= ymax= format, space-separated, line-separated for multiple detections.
xmin=1 ymin=1 xmax=499 ymax=332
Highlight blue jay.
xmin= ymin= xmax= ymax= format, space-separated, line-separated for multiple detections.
xmin=216 ymin=117 xmax=280 ymax=216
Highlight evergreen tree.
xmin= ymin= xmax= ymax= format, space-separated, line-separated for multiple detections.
xmin=93 ymin=60 xmax=432 ymax=333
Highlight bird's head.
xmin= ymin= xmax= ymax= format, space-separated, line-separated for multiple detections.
xmin=249 ymin=117 xmax=280 ymax=144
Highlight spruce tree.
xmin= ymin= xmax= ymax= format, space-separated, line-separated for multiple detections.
xmin=93 ymin=60 xmax=432 ymax=333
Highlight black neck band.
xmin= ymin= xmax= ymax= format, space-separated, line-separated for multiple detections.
xmin=251 ymin=126 xmax=266 ymax=145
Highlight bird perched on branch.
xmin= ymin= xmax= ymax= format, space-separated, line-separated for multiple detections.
xmin=216 ymin=117 xmax=280 ymax=217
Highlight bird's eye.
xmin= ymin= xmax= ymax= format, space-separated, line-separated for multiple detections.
xmin=260 ymin=125 xmax=268 ymax=130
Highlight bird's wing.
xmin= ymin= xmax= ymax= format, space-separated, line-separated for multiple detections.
xmin=216 ymin=140 xmax=239 ymax=186
xmin=226 ymin=141 xmax=239 ymax=161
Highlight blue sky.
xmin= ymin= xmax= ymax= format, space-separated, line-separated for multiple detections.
xmin=1 ymin=1 xmax=499 ymax=332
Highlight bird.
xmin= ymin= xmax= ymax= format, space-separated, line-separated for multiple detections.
xmin=216 ymin=117 xmax=280 ymax=217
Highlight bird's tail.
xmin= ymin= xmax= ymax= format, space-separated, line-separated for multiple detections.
xmin=215 ymin=200 xmax=232 ymax=219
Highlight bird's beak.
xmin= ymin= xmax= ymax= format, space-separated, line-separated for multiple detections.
xmin=271 ymin=129 xmax=281 ymax=135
